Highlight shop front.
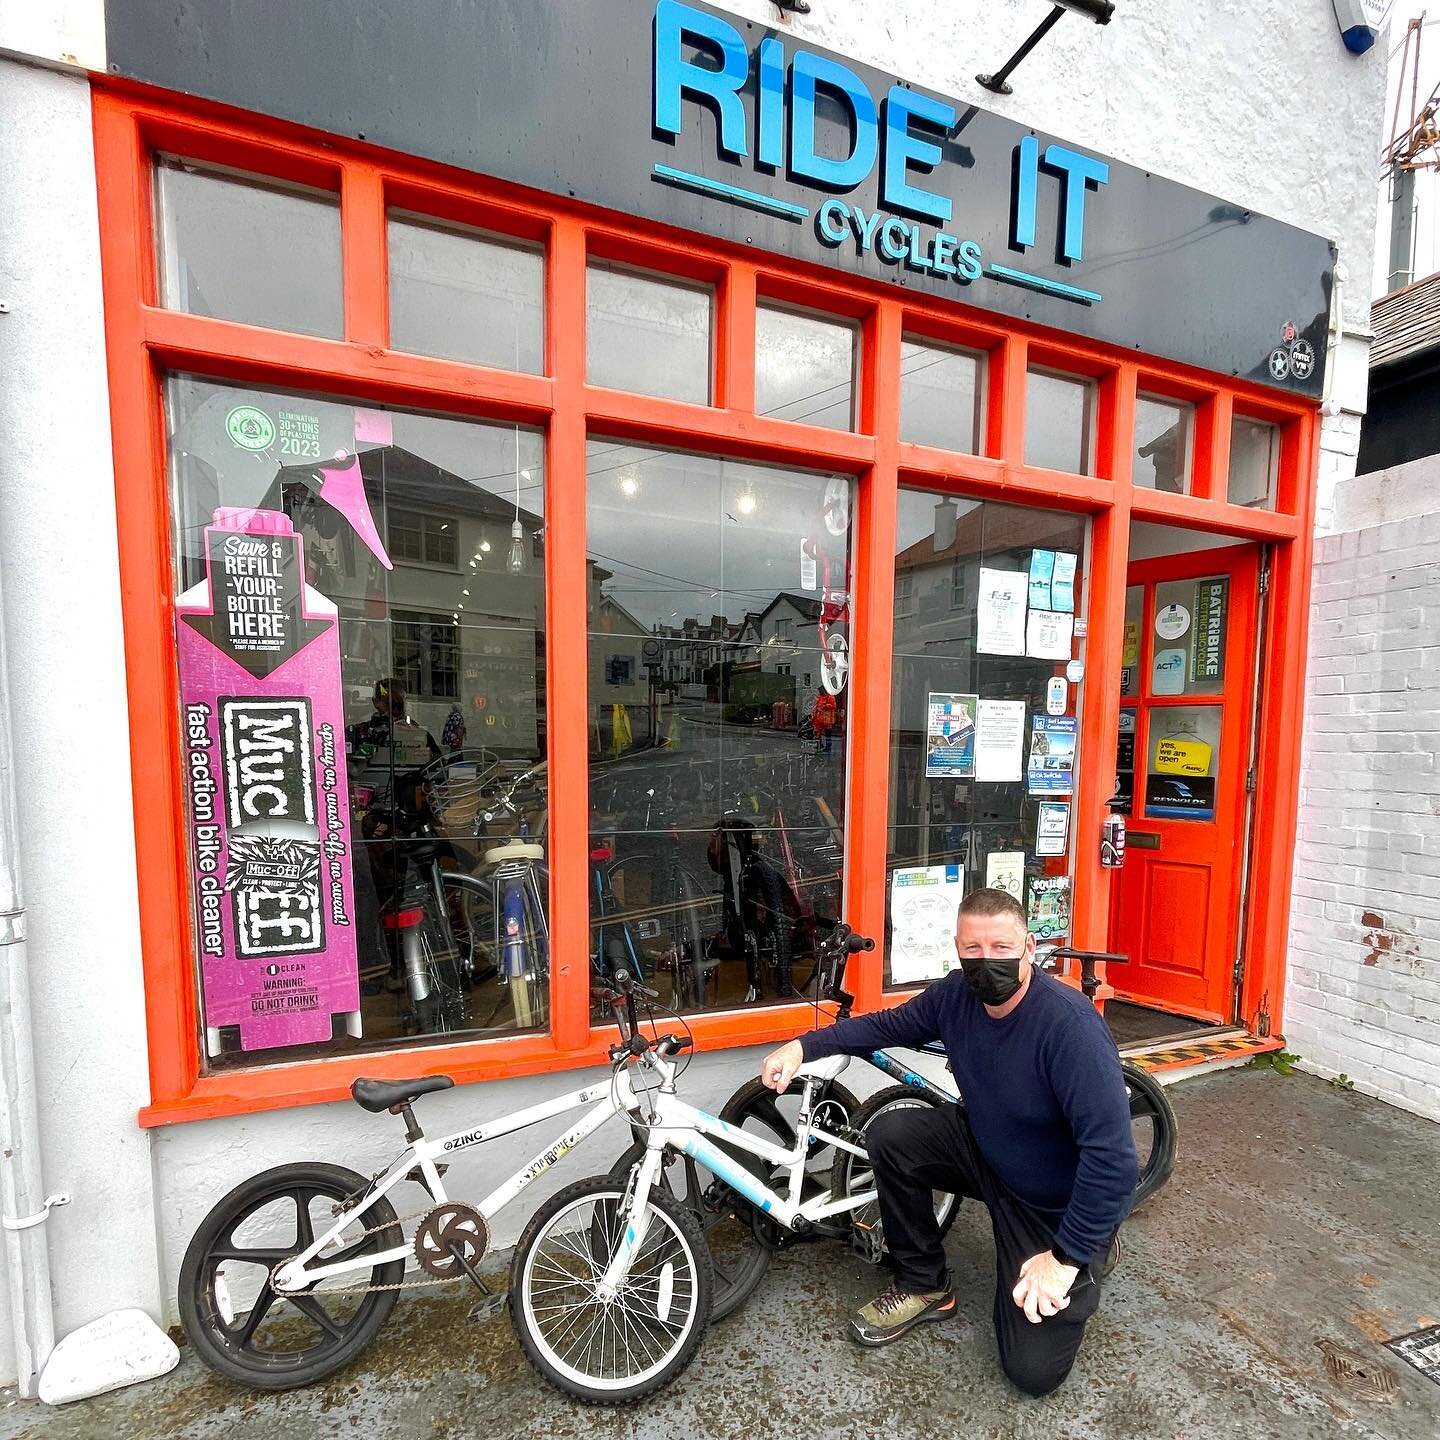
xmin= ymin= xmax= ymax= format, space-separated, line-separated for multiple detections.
xmin=89 ymin=0 xmax=1330 ymax=1129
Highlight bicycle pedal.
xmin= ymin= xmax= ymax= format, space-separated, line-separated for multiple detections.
xmin=467 ymin=1293 xmax=507 ymax=1325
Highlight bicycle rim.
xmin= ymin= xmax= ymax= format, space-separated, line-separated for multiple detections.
xmin=519 ymin=1191 xmax=703 ymax=1392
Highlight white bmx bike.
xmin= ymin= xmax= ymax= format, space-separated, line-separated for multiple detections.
xmin=507 ymin=926 xmax=881 ymax=1404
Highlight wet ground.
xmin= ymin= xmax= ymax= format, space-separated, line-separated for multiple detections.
xmin=3 ymin=1066 xmax=1438 ymax=1440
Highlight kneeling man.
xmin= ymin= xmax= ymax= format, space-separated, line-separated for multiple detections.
xmin=761 ymin=888 xmax=1138 ymax=1397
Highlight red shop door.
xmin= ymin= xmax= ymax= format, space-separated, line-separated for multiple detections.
xmin=1106 ymin=546 xmax=1259 ymax=1022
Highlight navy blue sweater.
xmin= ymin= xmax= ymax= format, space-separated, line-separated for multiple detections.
xmin=800 ymin=968 xmax=1138 ymax=1262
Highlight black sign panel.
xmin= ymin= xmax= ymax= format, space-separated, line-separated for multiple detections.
xmin=107 ymin=0 xmax=1334 ymax=394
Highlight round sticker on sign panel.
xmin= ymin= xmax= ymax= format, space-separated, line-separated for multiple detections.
xmin=1065 ymin=659 xmax=1084 ymax=684
xmin=1289 ymin=340 xmax=1315 ymax=381
xmin=1155 ymin=603 xmax=1190 ymax=641
xmin=226 ymin=405 xmax=275 ymax=452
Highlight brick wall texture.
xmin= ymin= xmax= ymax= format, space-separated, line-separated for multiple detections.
xmin=1285 ymin=510 xmax=1440 ymax=1123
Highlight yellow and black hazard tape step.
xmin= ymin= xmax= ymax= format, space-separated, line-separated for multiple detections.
xmin=1122 ymin=1032 xmax=1281 ymax=1074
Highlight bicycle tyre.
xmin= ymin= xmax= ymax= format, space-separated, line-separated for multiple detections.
xmin=1122 ymin=1061 xmax=1178 ymax=1208
xmin=179 ymin=1162 xmax=404 ymax=1391
xmin=672 ymin=868 xmax=708 ymax=1008
xmin=746 ymin=855 xmax=794 ymax=999
xmin=829 ymin=1086 xmax=961 ymax=1256
xmin=509 ymin=1174 xmax=713 ymax=1405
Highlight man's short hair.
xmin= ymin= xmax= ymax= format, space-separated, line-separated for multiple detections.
xmin=959 ymin=887 xmax=1027 ymax=932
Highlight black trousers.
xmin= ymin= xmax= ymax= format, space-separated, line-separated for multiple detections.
xmin=865 ymin=1100 xmax=1106 ymax=1398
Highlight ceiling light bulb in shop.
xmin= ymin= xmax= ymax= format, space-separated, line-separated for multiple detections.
xmin=509 ymin=519 xmax=527 ymax=574
xmin=620 ymin=474 xmax=639 ymax=497
xmin=480 ymin=540 xmax=491 ymax=553
xmin=737 ymin=493 xmax=757 ymax=516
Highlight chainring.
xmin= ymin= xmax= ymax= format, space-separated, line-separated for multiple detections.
xmin=414 ymin=1202 xmax=490 ymax=1279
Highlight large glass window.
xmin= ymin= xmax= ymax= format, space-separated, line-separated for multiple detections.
xmin=166 ymin=376 xmax=548 ymax=1069
xmin=156 ymin=158 xmax=343 ymax=338
xmin=586 ymin=264 xmax=712 ymax=404
xmin=886 ymin=492 xmax=1086 ymax=986
xmin=586 ymin=442 xmax=853 ymax=1015
xmin=900 ymin=338 xmax=984 ymax=454
xmin=755 ymin=305 xmax=857 ymax=430
xmin=388 ymin=213 xmax=544 ymax=372
xmin=1024 ymin=369 xmax=1095 ymax=475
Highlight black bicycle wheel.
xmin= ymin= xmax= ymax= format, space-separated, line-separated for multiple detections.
xmin=1122 ymin=1061 xmax=1178 ymax=1207
xmin=830 ymin=1086 xmax=961 ymax=1259
xmin=745 ymin=855 xmax=794 ymax=999
xmin=671 ymin=868 xmax=709 ymax=1009
xmin=178 ymin=1162 xmax=404 ymax=1391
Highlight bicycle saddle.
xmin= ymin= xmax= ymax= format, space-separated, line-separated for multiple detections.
xmin=485 ymin=840 xmax=545 ymax=864
xmin=350 ymin=1075 xmax=455 ymax=1113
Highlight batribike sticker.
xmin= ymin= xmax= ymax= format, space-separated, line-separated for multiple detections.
xmin=176 ymin=507 xmax=362 ymax=1054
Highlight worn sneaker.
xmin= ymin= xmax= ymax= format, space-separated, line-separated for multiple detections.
xmin=1100 ymin=1232 xmax=1122 ymax=1280
xmin=848 ymin=1280 xmax=956 ymax=1347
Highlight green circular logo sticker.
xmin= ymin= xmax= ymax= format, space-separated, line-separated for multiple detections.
xmin=226 ymin=405 xmax=275 ymax=451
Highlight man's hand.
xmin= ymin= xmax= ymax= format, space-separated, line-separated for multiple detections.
xmin=1011 ymin=1251 xmax=1080 ymax=1324
xmin=760 ymin=1040 xmax=804 ymax=1092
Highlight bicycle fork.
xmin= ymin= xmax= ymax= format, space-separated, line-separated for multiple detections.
xmin=595 ymin=1143 xmax=666 ymax=1302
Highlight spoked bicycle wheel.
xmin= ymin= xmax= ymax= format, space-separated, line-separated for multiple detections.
xmin=510 ymin=1174 xmax=712 ymax=1405
xmin=178 ymin=1162 xmax=405 ymax=1390
xmin=1122 ymin=1061 xmax=1178 ymax=1207
xmin=830 ymin=1087 xmax=961 ymax=1260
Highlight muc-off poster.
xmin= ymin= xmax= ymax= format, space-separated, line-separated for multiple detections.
xmin=176 ymin=507 xmax=362 ymax=1053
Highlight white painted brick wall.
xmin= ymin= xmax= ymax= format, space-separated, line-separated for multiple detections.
xmin=1286 ymin=501 xmax=1440 ymax=1123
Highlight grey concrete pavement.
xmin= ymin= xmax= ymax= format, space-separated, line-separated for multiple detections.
xmin=2 ymin=1066 xmax=1437 ymax=1439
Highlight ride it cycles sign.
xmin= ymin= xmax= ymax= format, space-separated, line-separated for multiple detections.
xmin=175 ymin=507 xmax=362 ymax=1054
xmin=106 ymin=0 xmax=1335 ymax=396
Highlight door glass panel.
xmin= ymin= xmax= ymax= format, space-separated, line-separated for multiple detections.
xmin=1151 ymin=576 xmax=1228 ymax=698
xmin=886 ymin=492 xmax=1087 ymax=987
xmin=586 ymin=442 xmax=852 ymax=1016
xmin=1112 ymin=708 xmax=1137 ymax=816
xmin=1120 ymin=584 xmax=1143 ymax=698
xmin=1144 ymin=706 xmax=1220 ymax=820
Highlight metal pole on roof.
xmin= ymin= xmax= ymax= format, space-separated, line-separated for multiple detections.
xmin=0 ymin=554 xmax=57 ymax=1397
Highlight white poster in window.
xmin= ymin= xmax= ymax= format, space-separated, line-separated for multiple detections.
xmin=976 ymin=568 xmax=1027 ymax=656
xmin=1051 ymin=552 xmax=1078 ymax=613
xmin=1035 ymin=802 xmax=1070 ymax=856
xmin=889 ymin=864 xmax=965 ymax=985
xmin=1025 ymin=609 xmax=1074 ymax=661
xmin=974 ymin=699 xmax=1026 ymax=782
xmin=985 ymin=851 xmax=1025 ymax=901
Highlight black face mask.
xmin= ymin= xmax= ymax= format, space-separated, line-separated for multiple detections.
xmin=960 ymin=956 xmax=1025 ymax=1006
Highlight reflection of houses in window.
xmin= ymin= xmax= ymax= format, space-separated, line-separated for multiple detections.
xmin=393 ymin=610 xmax=459 ymax=698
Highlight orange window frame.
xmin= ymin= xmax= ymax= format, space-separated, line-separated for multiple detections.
xmin=92 ymin=85 xmax=1320 ymax=1126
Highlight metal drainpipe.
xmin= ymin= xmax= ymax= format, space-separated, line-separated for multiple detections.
xmin=0 ymin=557 xmax=57 ymax=1397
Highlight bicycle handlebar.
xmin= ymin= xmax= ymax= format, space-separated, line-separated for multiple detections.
xmin=1040 ymin=946 xmax=1128 ymax=998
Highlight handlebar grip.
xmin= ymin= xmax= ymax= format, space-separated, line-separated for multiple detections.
xmin=845 ymin=933 xmax=875 ymax=953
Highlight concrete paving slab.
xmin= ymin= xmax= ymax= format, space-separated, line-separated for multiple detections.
xmin=1 ymin=1067 xmax=1436 ymax=1440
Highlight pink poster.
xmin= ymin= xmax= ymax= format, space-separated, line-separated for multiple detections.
xmin=176 ymin=507 xmax=362 ymax=1053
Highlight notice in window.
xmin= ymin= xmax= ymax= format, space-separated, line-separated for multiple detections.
xmin=1028 ymin=549 xmax=1055 ymax=610
xmin=1027 ymin=716 xmax=1076 ymax=795
xmin=985 ymin=851 xmax=1025 ymax=901
xmin=1035 ymin=802 xmax=1070 ymax=856
xmin=176 ymin=508 xmax=362 ymax=1053
xmin=890 ymin=864 xmax=966 ymax=985
xmin=975 ymin=699 xmax=1027 ymax=782
xmin=925 ymin=692 xmax=977 ymax=778
xmin=1027 ymin=874 xmax=1072 ymax=941
xmin=1051 ymin=552 xmax=1078 ymax=614
xmin=1026 ymin=609 xmax=1074 ymax=661
xmin=977 ymin=568 xmax=1027 ymax=656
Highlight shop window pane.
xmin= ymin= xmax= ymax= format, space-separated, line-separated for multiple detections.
xmin=1150 ymin=575 xmax=1229 ymax=698
xmin=1133 ymin=395 xmax=1192 ymax=494
xmin=1120 ymin=585 xmax=1143 ymax=700
xmin=1228 ymin=416 xmax=1280 ymax=508
xmin=165 ymin=376 xmax=549 ymax=1068
xmin=1024 ymin=370 xmax=1095 ymax=476
xmin=156 ymin=158 xmax=342 ymax=338
xmin=886 ymin=491 xmax=1088 ymax=987
xmin=388 ymin=214 xmax=544 ymax=372
xmin=586 ymin=264 xmax=711 ymax=404
xmin=587 ymin=440 xmax=853 ymax=1016
xmin=1144 ymin=706 xmax=1221 ymax=821
xmin=900 ymin=338 xmax=984 ymax=453
xmin=755 ymin=305 xmax=856 ymax=430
